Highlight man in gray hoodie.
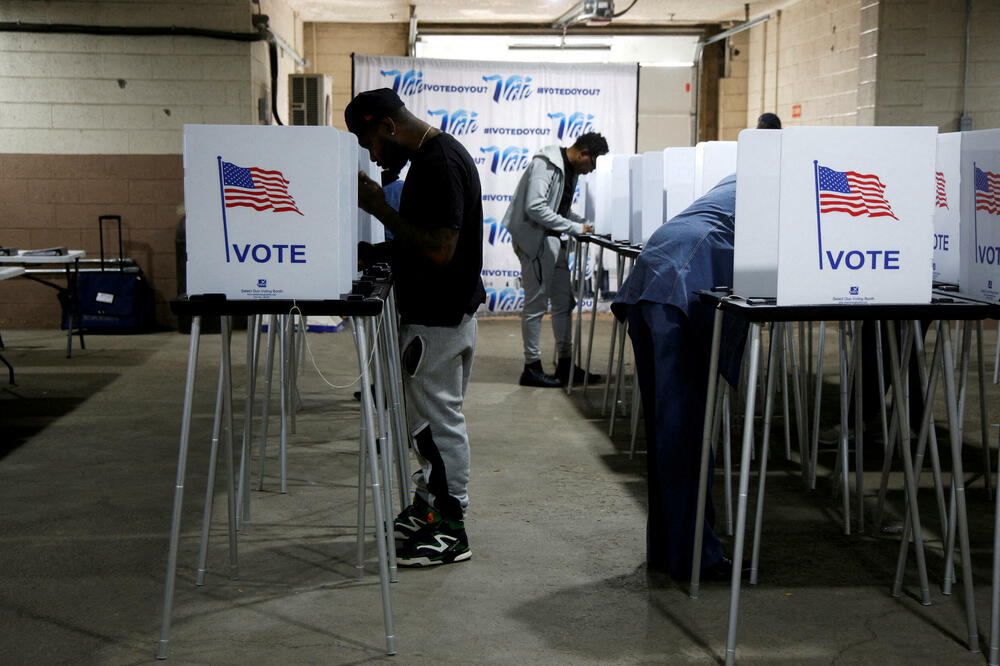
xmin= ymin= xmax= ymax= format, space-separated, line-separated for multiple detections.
xmin=502 ymin=132 xmax=609 ymax=387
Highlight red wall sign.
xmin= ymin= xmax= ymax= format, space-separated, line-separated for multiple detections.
xmin=792 ymin=104 xmax=802 ymax=118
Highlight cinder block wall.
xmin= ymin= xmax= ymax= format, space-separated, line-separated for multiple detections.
xmin=0 ymin=0 xmax=301 ymax=328
xmin=303 ymin=23 xmax=409 ymax=131
xmin=718 ymin=30 xmax=750 ymax=140
xmin=875 ymin=0 xmax=1000 ymax=130
xmin=745 ymin=0 xmax=863 ymax=128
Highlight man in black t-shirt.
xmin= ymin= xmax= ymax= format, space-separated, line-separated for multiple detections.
xmin=346 ymin=88 xmax=485 ymax=567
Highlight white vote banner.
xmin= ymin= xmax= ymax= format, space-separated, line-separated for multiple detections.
xmin=734 ymin=129 xmax=782 ymax=298
xmin=183 ymin=124 xmax=356 ymax=300
xmin=354 ymin=55 xmax=637 ymax=314
xmin=933 ymin=132 xmax=961 ymax=285
xmin=959 ymin=129 xmax=1000 ymax=302
xmin=775 ymin=126 xmax=936 ymax=305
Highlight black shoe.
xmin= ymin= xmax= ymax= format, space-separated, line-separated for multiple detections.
xmin=701 ymin=556 xmax=751 ymax=582
xmin=555 ymin=357 xmax=602 ymax=385
xmin=519 ymin=361 xmax=562 ymax=388
xmin=396 ymin=511 xmax=471 ymax=567
xmin=394 ymin=495 xmax=432 ymax=541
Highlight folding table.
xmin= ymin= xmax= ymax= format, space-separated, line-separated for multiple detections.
xmin=689 ymin=291 xmax=993 ymax=665
xmin=0 ymin=250 xmax=86 ymax=358
xmin=157 ymin=273 xmax=399 ymax=659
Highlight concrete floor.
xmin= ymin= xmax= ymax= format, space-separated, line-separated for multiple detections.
xmin=0 ymin=317 xmax=997 ymax=664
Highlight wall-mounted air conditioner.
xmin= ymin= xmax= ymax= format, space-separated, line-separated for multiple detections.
xmin=289 ymin=74 xmax=332 ymax=126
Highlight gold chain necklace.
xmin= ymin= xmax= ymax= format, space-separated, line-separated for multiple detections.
xmin=418 ymin=125 xmax=434 ymax=148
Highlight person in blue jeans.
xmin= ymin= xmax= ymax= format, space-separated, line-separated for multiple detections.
xmin=612 ymin=174 xmax=747 ymax=581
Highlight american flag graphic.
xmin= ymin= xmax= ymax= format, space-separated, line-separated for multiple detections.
xmin=221 ymin=161 xmax=302 ymax=215
xmin=935 ymin=171 xmax=949 ymax=209
xmin=816 ymin=165 xmax=898 ymax=220
xmin=975 ymin=166 xmax=1000 ymax=216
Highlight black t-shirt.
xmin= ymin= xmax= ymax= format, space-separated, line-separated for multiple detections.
xmin=392 ymin=132 xmax=486 ymax=326
xmin=557 ymin=147 xmax=578 ymax=219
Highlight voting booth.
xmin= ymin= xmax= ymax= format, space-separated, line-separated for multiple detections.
xmin=958 ymin=129 xmax=1000 ymax=303
xmin=664 ymin=146 xmax=697 ymax=222
xmin=640 ymin=150 xmax=666 ymax=243
xmin=933 ymin=133 xmax=961 ymax=285
xmin=695 ymin=141 xmax=737 ymax=197
xmin=183 ymin=124 xmax=358 ymax=301
xmin=734 ymin=126 xmax=937 ymax=305
xmin=358 ymin=147 xmax=385 ymax=246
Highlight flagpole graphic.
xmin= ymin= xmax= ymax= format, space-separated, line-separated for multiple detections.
xmin=217 ymin=155 xmax=231 ymax=262
xmin=813 ymin=159 xmax=823 ymax=269
xmin=975 ymin=161 xmax=980 ymax=263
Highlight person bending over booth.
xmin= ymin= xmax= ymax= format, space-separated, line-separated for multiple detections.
xmin=502 ymin=132 xmax=610 ymax=388
xmin=346 ymin=88 xmax=486 ymax=567
xmin=611 ymin=174 xmax=747 ymax=581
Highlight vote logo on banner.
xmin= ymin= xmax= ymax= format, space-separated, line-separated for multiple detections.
xmin=482 ymin=74 xmax=533 ymax=103
xmin=548 ymin=111 xmax=596 ymax=140
xmin=483 ymin=217 xmax=512 ymax=246
xmin=973 ymin=164 xmax=1000 ymax=265
xmin=814 ymin=162 xmax=899 ymax=270
xmin=379 ymin=68 xmax=423 ymax=95
xmin=427 ymin=108 xmax=480 ymax=135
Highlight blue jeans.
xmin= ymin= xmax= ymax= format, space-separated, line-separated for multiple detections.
xmin=627 ymin=300 xmax=725 ymax=578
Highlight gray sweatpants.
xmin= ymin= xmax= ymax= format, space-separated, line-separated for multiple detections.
xmin=398 ymin=314 xmax=477 ymax=521
xmin=515 ymin=236 xmax=573 ymax=364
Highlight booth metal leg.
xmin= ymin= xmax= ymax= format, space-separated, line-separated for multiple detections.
xmin=350 ymin=316 xmax=397 ymax=655
xmin=724 ymin=322 xmax=763 ymax=666
xmin=894 ymin=321 xmax=947 ymax=595
xmin=885 ymin=323 xmax=931 ymax=607
xmin=628 ymin=369 xmax=642 ymax=458
xmin=836 ymin=322 xmax=851 ymax=535
xmin=785 ymin=324 xmax=808 ymax=481
xmin=602 ymin=253 xmax=625 ymax=416
xmin=977 ymin=321 xmax=993 ymax=499
xmin=608 ymin=315 xmax=629 ymax=438
xmin=689 ymin=307 xmax=724 ymax=599
xmin=583 ymin=247 xmax=604 ymax=391
xmin=750 ymin=323 xmax=782 ymax=583
xmin=237 ymin=315 xmax=260 ymax=531
xmin=385 ymin=290 xmax=411 ymax=505
xmin=371 ymin=313 xmax=398 ymax=583
xmin=939 ymin=320 xmax=981 ymax=652
xmin=195 ymin=363 xmax=226 ymax=587
xmin=278 ymin=315 xmax=289 ymax=494
xmin=853 ymin=321 xmax=865 ymax=533
xmin=723 ymin=386 xmax=733 ymax=536
xmin=567 ymin=238 xmax=588 ymax=395
xmin=220 ymin=317 xmax=239 ymax=580
xmin=989 ymin=417 xmax=1000 ymax=665
xmin=809 ymin=322 xmax=826 ymax=489
xmin=157 ymin=317 xmax=202 ymax=660
xmin=255 ymin=315 xmax=277 ymax=491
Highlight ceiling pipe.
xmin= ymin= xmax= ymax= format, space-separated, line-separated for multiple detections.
xmin=691 ymin=13 xmax=771 ymax=143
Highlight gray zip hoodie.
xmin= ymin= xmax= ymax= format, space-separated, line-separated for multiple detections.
xmin=501 ymin=144 xmax=587 ymax=258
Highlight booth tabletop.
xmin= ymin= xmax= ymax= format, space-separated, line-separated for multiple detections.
xmin=695 ymin=288 xmax=997 ymax=323
xmin=580 ymin=233 xmax=642 ymax=258
xmin=0 ymin=250 xmax=85 ymax=264
xmin=172 ymin=275 xmax=392 ymax=318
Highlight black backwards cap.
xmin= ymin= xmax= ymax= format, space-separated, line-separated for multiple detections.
xmin=344 ymin=88 xmax=405 ymax=136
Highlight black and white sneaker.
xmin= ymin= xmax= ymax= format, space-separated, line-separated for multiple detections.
xmin=396 ymin=514 xmax=471 ymax=567
xmin=394 ymin=495 xmax=432 ymax=541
